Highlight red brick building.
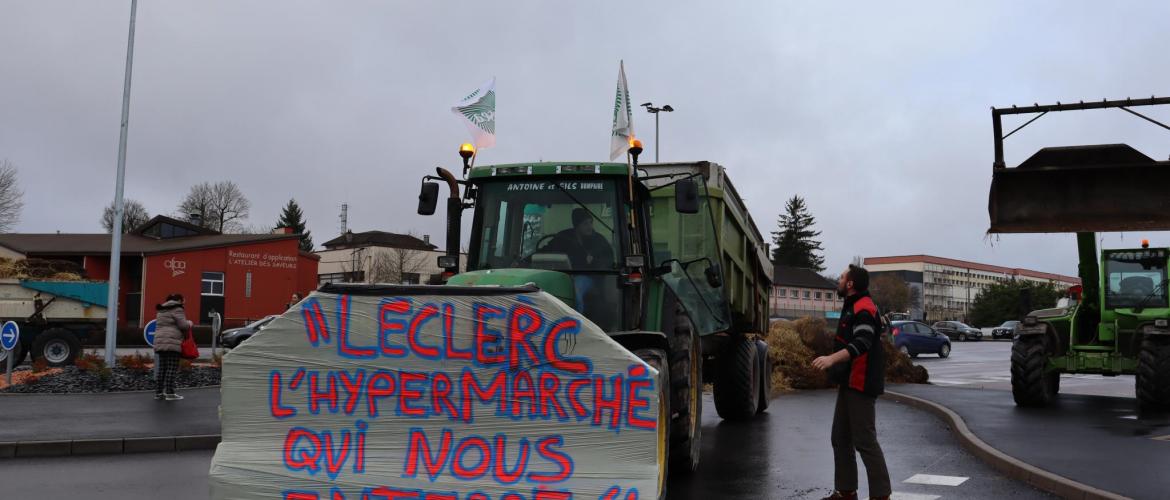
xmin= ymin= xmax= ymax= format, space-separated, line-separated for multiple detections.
xmin=0 ymin=216 xmax=319 ymax=329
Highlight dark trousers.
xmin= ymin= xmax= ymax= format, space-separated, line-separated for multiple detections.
xmin=831 ymin=387 xmax=891 ymax=496
xmin=156 ymin=351 xmax=180 ymax=395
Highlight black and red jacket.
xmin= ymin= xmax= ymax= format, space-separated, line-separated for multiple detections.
xmin=830 ymin=291 xmax=885 ymax=397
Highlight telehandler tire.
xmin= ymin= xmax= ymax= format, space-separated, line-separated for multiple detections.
xmin=714 ymin=334 xmax=759 ymax=420
xmin=1011 ymin=337 xmax=1056 ymax=407
xmin=1137 ymin=337 xmax=1170 ymax=412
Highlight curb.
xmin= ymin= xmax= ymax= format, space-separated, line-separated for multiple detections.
xmin=883 ymin=390 xmax=1130 ymax=500
xmin=0 ymin=434 xmax=220 ymax=459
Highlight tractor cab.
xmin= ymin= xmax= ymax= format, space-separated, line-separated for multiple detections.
xmin=418 ymin=157 xmax=727 ymax=336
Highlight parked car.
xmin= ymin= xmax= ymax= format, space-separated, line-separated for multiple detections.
xmin=890 ymin=320 xmax=951 ymax=358
xmin=932 ymin=321 xmax=983 ymax=341
xmin=220 ymin=315 xmax=278 ymax=348
xmin=991 ymin=320 xmax=1020 ymax=340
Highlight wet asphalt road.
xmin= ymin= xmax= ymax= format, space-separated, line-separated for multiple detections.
xmin=0 ymin=391 xmax=1053 ymax=500
xmin=913 ymin=339 xmax=1136 ymax=397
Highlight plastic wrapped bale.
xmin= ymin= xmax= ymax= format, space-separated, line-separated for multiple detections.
xmin=209 ymin=284 xmax=663 ymax=500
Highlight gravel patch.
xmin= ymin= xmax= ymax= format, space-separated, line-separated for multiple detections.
xmin=0 ymin=366 xmax=221 ymax=394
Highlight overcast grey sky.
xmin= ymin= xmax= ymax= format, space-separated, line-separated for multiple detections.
xmin=2 ymin=1 xmax=1168 ymax=277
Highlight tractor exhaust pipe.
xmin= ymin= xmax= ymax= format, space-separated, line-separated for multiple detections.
xmin=436 ymin=167 xmax=462 ymax=276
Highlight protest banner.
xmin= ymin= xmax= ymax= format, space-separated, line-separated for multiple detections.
xmin=209 ymin=285 xmax=662 ymax=500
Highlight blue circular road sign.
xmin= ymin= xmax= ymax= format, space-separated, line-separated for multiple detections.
xmin=144 ymin=319 xmax=157 ymax=347
xmin=1 ymin=321 xmax=18 ymax=351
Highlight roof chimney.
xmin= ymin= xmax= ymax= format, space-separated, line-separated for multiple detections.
xmin=189 ymin=213 xmax=203 ymax=227
xmin=423 ymin=234 xmax=430 ymax=245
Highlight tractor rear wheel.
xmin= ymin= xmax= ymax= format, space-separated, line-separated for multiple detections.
xmin=669 ymin=308 xmax=702 ymax=474
xmin=633 ymin=347 xmax=671 ymax=500
xmin=1011 ymin=337 xmax=1056 ymax=407
xmin=1136 ymin=337 xmax=1170 ymax=412
xmin=714 ymin=334 xmax=759 ymax=420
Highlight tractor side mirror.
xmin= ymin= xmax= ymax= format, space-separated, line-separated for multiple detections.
xmin=418 ymin=182 xmax=439 ymax=215
xmin=705 ymin=263 xmax=723 ymax=288
xmin=675 ymin=179 xmax=699 ymax=214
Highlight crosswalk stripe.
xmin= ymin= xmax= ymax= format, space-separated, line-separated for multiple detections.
xmin=903 ymin=473 xmax=970 ymax=486
xmin=889 ymin=493 xmax=942 ymax=500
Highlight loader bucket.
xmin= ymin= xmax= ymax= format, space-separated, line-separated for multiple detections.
xmin=210 ymin=284 xmax=664 ymax=500
xmin=989 ymin=144 xmax=1170 ymax=233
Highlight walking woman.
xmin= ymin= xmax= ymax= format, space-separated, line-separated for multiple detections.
xmin=154 ymin=293 xmax=192 ymax=401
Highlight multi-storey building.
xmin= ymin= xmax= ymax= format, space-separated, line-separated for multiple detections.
xmin=864 ymin=255 xmax=1080 ymax=323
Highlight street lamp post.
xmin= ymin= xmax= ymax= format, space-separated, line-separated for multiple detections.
xmin=103 ymin=0 xmax=139 ymax=367
xmin=640 ymin=102 xmax=673 ymax=162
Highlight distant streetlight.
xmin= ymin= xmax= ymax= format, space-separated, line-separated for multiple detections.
xmin=640 ymin=102 xmax=674 ymax=162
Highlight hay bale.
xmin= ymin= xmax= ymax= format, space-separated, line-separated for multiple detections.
xmin=764 ymin=317 xmax=929 ymax=394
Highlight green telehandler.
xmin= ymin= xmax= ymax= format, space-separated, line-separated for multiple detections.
xmin=988 ymin=97 xmax=1170 ymax=411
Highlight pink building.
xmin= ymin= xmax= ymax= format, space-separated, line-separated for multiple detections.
xmin=769 ymin=265 xmax=843 ymax=319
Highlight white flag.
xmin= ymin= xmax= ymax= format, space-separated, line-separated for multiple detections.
xmin=609 ymin=61 xmax=635 ymax=161
xmin=451 ymin=77 xmax=496 ymax=149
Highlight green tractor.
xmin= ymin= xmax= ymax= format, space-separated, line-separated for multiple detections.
xmin=416 ymin=146 xmax=774 ymax=482
xmin=988 ymin=97 xmax=1170 ymax=411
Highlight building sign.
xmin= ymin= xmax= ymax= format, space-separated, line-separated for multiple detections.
xmin=164 ymin=257 xmax=187 ymax=277
xmin=210 ymin=289 xmax=660 ymax=500
xmin=229 ymin=249 xmax=298 ymax=270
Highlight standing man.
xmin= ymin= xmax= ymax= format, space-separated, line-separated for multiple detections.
xmin=812 ymin=264 xmax=891 ymax=500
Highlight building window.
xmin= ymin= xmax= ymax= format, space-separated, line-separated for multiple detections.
xmin=201 ymin=272 xmax=225 ymax=296
xmin=245 ymin=272 xmax=252 ymax=298
xmin=815 ymin=291 xmax=822 ymax=300
xmin=803 ymin=290 xmax=811 ymax=299
xmin=778 ymin=288 xmax=787 ymax=298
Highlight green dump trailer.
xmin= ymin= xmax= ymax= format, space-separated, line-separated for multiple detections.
xmin=417 ymin=155 xmax=773 ymax=490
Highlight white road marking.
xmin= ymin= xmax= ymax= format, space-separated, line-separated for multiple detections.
xmin=1119 ymin=415 xmax=1138 ymax=420
xmin=889 ymin=493 xmax=942 ymax=500
xmin=904 ymin=473 xmax=970 ymax=486
xmin=1151 ymin=435 xmax=1170 ymax=441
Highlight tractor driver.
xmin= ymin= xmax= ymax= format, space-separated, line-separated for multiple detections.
xmin=542 ymin=208 xmax=615 ymax=318
xmin=543 ymin=207 xmax=614 ymax=271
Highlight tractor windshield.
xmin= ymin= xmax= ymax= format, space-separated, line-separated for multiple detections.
xmin=1105 ymin=250 xmax=1169 ymax=309
xmin=473 ymin=179 xmax=620 ymax=271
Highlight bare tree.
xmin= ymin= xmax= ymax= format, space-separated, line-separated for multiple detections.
xmin=177 ymin=181 xmax=251 ymax=233
xmin=870 ymin=273 xmax=912 ymax=313
xmin=0 ymin=159 xmax=24 ymax=232
xmin=368 ymin=246 xmax=429 ymax=284
xmin=101 ymin=198 xmax=151 ymax=233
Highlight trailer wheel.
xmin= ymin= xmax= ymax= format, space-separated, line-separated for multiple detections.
xmin=755 ymin=338 xmax=771 ymax=414
xmin=714 ymin=334 xmax=759 ymax=420
xmin=32 ymin=329 xmax=81 ymax=367
xmin=0 ymin=342 xmax=24 ymax=373
xmin=1011 ymin=336 xmax=1056 ymax=407
xmin=633 ymin=347 xmax=671 ymax=500
xmin=669 ymin=309 xmax=702 ymax=474
xmin=1136 ymin=337 xmax=1170 ymax=412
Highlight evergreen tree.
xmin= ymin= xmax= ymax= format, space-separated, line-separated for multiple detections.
xmin=771 ymin=195 xmax=826 ymax=272
xmin=276 ymin=199 xmax=314 ymax=252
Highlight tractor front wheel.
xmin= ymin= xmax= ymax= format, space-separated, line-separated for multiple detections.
xmin=1011 ymin=337 xmax=1057 ymax=407
xmin=633 ymin=347 xmax=671 ymax=500
xmin=1136 ymin=337 xmax=1170 ymax=412
xmin=669 ymin=308 xmax=702 ymax=474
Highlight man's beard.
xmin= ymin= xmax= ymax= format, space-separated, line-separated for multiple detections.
xmin=836 ymin=286 xmax=847 ymax=299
